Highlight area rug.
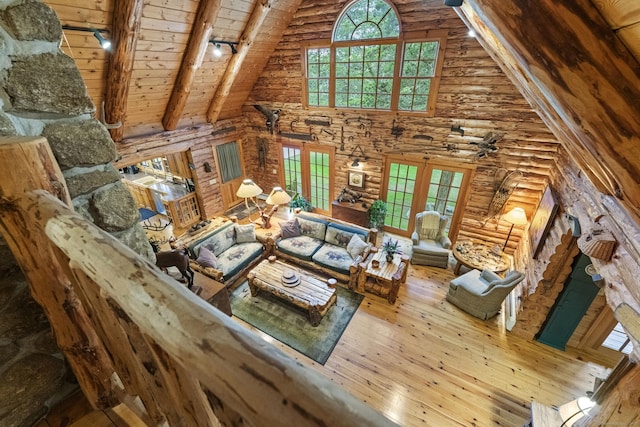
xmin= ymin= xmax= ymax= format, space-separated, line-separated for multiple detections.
xmin=139 ymin=207 xmax=157 ymax=221
xmin=230 ymin=281 xmax=363 ymax=365
xmin=223 ymin=203 xmax=250 ymax=220
xmin=382 ymin=232 xmax=414 ymax=259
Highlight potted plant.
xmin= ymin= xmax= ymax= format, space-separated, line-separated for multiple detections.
xmin=382 ymin=239 xmax=402 ymax=262
xmin=368 ymin=199 xmax=387 ymax=230
xmin=289 ymin=194 xmax=313 ymax=213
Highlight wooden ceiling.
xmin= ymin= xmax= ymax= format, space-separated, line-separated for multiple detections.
xmin=45 ymin=0 xmax=639 ymax=142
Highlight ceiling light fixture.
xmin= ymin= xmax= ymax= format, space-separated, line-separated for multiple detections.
xmin=209 ymin=39 xmax=238 ymax=56
xmin=61 ymin=25 xmax=111 ymax=50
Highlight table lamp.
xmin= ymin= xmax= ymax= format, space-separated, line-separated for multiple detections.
xmin=502 ymin=207 xmax=528 ymax=250
xmin=261 ymin=186 xmax=292 ymax=228
xmin=236 ymin=179 xmax=262 ymax=220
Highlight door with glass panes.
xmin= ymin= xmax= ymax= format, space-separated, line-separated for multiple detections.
xmin=382 ymin=156 xmax=473 ymax=241
xmin=280 ymin=142 xmax=333 ymax=216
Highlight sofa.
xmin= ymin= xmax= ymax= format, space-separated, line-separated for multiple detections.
xmin=446 ymin=269 xmax=524 ymax=320
xmin=272 ymin=212 xmax=376 ymax=288
xmin=185 ymin=220 xmax=265 ymax=289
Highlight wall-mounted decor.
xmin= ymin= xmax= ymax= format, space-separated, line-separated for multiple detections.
xmin=529 ymin=185 xmax=559 ymax=259
xmin=348 ymin=171 xmax=365 ymax=188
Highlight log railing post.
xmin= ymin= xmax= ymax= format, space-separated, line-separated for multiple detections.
xmin=0 ymin=136 xmax=117 ymax=409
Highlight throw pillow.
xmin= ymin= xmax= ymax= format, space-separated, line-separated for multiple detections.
xmin=347 ymin=233 xmax=369 ymax=259
xmin=235 ymin=223 xmax=256 ymax=243
xmin=196 ymin=246 xmax=217 ymax=268
xmin=280 ymin=218 xmax=301 ymax=239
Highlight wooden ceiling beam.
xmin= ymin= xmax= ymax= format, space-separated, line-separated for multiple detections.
xmin=162 ymin=0 xmax=223 ymax=131
xmin=457 ymin=0 xmax=640 ymax=222
xmin=105 ymin=0 xmax=144 ymax=143
xmin=206 ymin=0 xmax=272 ymax=124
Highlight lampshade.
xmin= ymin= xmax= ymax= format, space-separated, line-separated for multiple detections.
xmin=236 ymin=179 xmax=262 ymax=198
xmin=558 ymin=397 xmax=595 ymax=426
xmin=266 ymin=186 xmax=292 ymax=205
xmin=503 ymin=207 xmax=528 ymax=225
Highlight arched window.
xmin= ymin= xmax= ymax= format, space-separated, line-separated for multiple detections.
xmin=304 ymin=0 xmax=446 ymax=114
xmin=333 ymin=0 xmax=400 ymax=41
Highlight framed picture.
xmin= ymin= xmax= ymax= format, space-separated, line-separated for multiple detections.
xmin=348 ymin=171 xmax=365 ymax=188
xmin=529 ymin=185 xmax=559 ymax=259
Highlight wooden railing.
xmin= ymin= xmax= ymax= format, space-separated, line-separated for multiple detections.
xmin=0 ymin=137 xmax=396 ymax=427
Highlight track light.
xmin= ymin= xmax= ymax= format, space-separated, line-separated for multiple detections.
xmin=213 ymin=43 xmax=222 ymax=57
xmin=61 ymin=25 xmax=111 ymax=50
xmin=209 ymin=39 xmax=239 ymax=56
xmin=92 ymin=30 xmax=111 ymax=50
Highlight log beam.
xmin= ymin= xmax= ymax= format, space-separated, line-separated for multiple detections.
xmin=207 ymin=0 xmax=272 ymax=123
xmin=162 ymin=0 xmax=222 ymax=131
xmin=105 ymin=0 xmax=144 ymax=142
xmin=457 ymin=0 xmax=640 ymax=223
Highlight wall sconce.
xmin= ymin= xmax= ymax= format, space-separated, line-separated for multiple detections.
xmin=62 ymin=25 xmax=111 ymax=50
xmin=209 ymin=39 xmax=238 ymax=56
xmin=349 ymin=144 xmax=367 ymax=167
xmin=203 ymin=162 xmax=212 ymax=173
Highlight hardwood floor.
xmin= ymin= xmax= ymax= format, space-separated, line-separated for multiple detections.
xmin=40 ymin=213 xmax=611 ymax=426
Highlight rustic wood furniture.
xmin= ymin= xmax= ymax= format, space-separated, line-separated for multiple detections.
xmin=356 ymin=248 xmax=410 ymax=304
xmin=171 ymin=216 xmax=231 ymax=250
xmin=331 ymin=201 xmax=369 ymax=228
xmin=193 ymin=272 xmax=232 ymax=317
xmin=451 ymin=240 xmax=510 ymax=275
xmin=271 ymin=212 xmax=376 ymax=288
xmin=246 ymin=259 xmax=337 ymax=326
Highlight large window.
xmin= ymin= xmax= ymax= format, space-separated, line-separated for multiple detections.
xmin=304 ymin=0 xmax=446 ymax=115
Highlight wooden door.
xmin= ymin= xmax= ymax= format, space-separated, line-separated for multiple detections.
xmin=212 ymin=140 xmax=245 ymax=209
xmin=537 ymin=253 xmax=601 ymax=350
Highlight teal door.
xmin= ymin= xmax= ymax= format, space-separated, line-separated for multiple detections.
xmin=536 ymin=253 xmax=600 ymax=350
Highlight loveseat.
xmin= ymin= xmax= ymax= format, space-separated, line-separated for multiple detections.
xmin=272 ymin=212 xmax=376 ymax=288
xmin=185 ymin=220 xmax=265 ymax=289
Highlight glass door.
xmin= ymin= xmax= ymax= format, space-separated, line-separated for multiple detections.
xmin=382 ymin=157 xmax=423 ymax=236
xmin=423 ymin=161 xmax=474 ymax=241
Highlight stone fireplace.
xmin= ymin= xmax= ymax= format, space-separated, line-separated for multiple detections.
xmin=0 ymin=1 xmax=153 ymax=424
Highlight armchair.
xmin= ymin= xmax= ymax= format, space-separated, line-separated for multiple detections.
xmin=446 ymin=269 xmax=524 ymax=320
xmin=411 ymin=211 xmax=451 ymax=268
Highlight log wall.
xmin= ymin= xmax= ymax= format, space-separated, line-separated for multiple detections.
xmin=242 ymin=0 xmax=559 ymax=251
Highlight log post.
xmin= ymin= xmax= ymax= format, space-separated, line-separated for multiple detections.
xmin=0 ymin=137 xmax=117 ymax=408
xmin=105 ymin=0 xmax=144 ymax=142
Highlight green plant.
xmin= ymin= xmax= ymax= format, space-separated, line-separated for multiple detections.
xmin=289 ymin=194 xmax=313 ymax=212
xmin=368 ymin=199 xmax=387 ymax=229
xmin=382 ymin=239 xmax=401 ymax=257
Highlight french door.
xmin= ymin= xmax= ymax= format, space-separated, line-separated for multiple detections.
xmin=280 ymin=142 xmax=334 ymax=216
xmin=382 ymin=156 xmax=473 ymax=240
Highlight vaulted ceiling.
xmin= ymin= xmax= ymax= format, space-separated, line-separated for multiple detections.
xmin=45 ymin=0 xmax=640 ymax=219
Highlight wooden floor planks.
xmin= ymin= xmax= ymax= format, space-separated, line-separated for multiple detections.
xmin=47 ymin=262 xmax=610 ymax=426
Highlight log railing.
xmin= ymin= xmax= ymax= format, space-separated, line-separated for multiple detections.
xmin=0 ymin=137 xmax=396 ymax=427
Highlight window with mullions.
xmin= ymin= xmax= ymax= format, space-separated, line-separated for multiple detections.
xmin=305 ymin=0 xmax=444 ymax=114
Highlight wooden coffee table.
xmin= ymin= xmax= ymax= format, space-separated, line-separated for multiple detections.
xmin=356 ymin=248 xmax=409 ymax=304
xmin=452 ymin=240 xmax=510 ymax=275
xmin=246 ymin=259 xmax=337 ymax=326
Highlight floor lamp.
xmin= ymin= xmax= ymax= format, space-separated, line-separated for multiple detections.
xmin=236 ymin=179 xmax=262 ymax=220
xmin=502 ymin=207 xmax=528 ymax=251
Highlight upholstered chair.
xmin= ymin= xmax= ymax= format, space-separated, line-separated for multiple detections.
xmin=446 ymin=269 xmax=524 ymax=320
xmin=410 ymin=211 xmax=451 ymax=268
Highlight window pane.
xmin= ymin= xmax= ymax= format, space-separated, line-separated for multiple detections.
xmin=334 ymin=0 xmax=399 ymax=41
xmin=385 ymin=162 xmax=418 ymax=231
xmin=336 ymin=62 xmax=348 ymax=77
xmin=216 ymin=142 xmax=242 ymax=183
xmin=282 ymin=146 xmax=302 ymax=197
xmin=309 ymin=151 xmax=330 ymax=211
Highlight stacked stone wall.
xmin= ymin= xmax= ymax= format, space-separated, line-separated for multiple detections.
xmin=0 ymin=1 xmax=154 ymax=424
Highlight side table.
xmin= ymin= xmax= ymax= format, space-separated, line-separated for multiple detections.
xmin=451 ymin=240 xmax=510 ymax=275
xmin=357 ymin=248 xmax=409 ymax=304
